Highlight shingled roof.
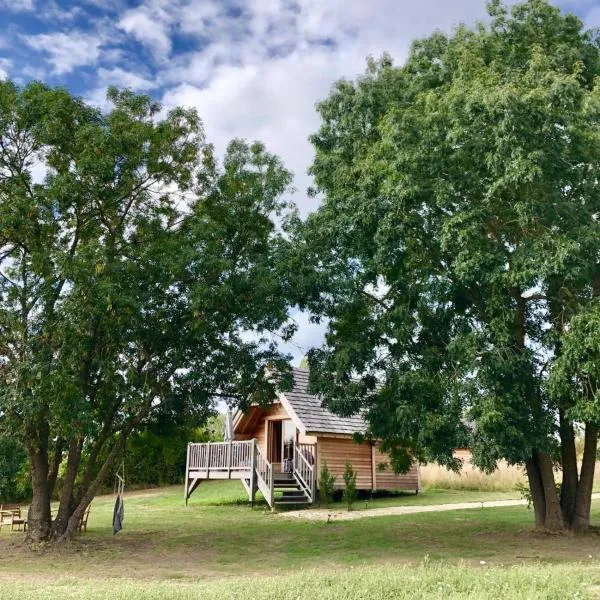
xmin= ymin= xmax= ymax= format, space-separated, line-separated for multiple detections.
xmin=281 ymin=368 xmax=367 ymax=436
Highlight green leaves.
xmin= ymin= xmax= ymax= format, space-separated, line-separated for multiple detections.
xmin=295 ymin=0 xmax=600 ymax=475
xmin=0 ymin=83 xmax=295 ymax=517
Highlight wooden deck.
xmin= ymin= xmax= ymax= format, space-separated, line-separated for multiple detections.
xmin=185 ymin=440 xmax=316 ymax=509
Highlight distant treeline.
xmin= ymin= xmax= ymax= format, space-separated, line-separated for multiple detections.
xmin=0 ymin=414 xmax=225 ymax=503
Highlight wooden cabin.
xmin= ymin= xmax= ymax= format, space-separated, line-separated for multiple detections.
xmin=185 ymin=368 xmax=420 ymax=508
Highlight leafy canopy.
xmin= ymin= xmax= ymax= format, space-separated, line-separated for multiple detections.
xmin=293 ymin=0 xmax=600 ymax=478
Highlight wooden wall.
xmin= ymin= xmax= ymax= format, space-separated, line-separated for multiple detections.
xmin=373 ymin=446 xmax=420 ymax=491
xmin=249 ymin=403 xmax=289 ymax=454
xmin=317 ymin=436 xmax=420 ymax=491
xmin=317 ymin=437 xmax=373 ymax=490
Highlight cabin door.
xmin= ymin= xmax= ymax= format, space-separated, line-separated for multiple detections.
xmin=269 ymin=421 xmax=283 ymax=469
xmin=268 ymin=419 xmax=296 ymax=472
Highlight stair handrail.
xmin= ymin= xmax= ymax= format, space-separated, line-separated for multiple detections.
xmin=293 ymin=442 xmax=315 ymax=503
xmin=254 ymin=440 xmax=274 ymax=508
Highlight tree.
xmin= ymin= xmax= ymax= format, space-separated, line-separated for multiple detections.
xmin=293 ymin=0 xmax=600 ymax=531
xmin=0 ymin=82 xmax=295 ymax=542
xmin=342 ymin=461 xmax=357 ymax=510
xmin=318 ymin=461 xmax=336 ymax=507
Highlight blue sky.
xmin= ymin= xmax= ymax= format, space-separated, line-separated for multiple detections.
xmin=0 ymin=0 xmax=597 ymax=363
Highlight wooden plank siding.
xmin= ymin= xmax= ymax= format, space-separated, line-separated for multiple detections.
xmin=317 ymin=437 xmax=373 ymax=490
xmin=373 ymin=445 xmax=419 ymax=491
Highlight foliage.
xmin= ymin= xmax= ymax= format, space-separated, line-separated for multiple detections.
xmin=342 ymin=461 xmax=357 ymax=510
xmin=318 ymin=461 xmax=336 ymax=507
xmin=0 ymin=436 xmax=30 ymax=502
xmin=121 ymin=414 xmax=225 ymax=488
xmin=291 ymin=0 xmax=600 ymax=531
xmin=0 ymin=81 xmax=295 ymax=541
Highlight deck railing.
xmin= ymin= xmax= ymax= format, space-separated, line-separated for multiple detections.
xmin=293 ymin=442 xmax=316 ymax=503
xmin=255 ymin=443 xmax=274 ymax=507
xmin=188 ymin=440 xmax=253 ymax=473
xmin=186 ymin=439 xmax=316 ymax=508
xmin=297 ymin=443 xmax=316 ymax=465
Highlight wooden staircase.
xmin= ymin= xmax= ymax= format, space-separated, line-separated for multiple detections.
xmin=185 ymin=439 xmax=316 ymax=510
xmin=273 ymin=472 xmax=311 ymax=506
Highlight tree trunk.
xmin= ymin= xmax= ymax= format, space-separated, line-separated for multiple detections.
xmin=559 ymin=410 xmax=578 ymax=526
xmin=525 ymin=451 xmax=546 ymax=529
xmin=572 ymin=423 xmax=598 ymax=531
xmin=52 ymin=437 xmax=83 ymax=538
xmin=26 ymin=425 xmax=52 ymax=542
xmin=538 ymin=451 xmax=564 ymax=531
xmin=60 ymin=430 xmax=129 ymax=542
xmin=47 ymin=437 xmax=64 ymax=500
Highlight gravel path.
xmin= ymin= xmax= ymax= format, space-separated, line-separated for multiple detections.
xmin=279 ymin=492 xmax=600 ymax=521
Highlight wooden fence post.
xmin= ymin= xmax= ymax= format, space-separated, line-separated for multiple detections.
xmin=184 ymin=443 xmax=190 ymax=506
xmin=250 ymin=440 xmax=257 ymax=505
xmin=227 ymin=441 xmax=232 ymax=478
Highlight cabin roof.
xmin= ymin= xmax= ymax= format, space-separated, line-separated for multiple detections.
xmin=281 ymin=368 xmax=366 ymax=436
xmin=233 ymin=367 xmax=367 ymax=437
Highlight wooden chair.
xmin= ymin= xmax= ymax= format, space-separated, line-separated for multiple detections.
xmin=78 ymin=505 xmax=91 ymax=533
xmin=0 ymin=504 xmax=26 ymax=532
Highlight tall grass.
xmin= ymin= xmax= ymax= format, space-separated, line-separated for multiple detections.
xmin=420 ymin=460 xmax=527 ymax=492
xmin=420 ymin=452 xmax=600 ymax=493
xmin=1 ymin=562 xmax=594 ymax=600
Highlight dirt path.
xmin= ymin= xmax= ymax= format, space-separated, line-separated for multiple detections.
xmin=279 ymin=492 xmax=600 ymax=521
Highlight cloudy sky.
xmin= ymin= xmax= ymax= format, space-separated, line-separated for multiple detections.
xmin=0 ymin=0 xmax=597 ymax=363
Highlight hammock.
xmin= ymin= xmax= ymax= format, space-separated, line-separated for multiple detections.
xmin=113 ymin=463 xmax=125 ymax=535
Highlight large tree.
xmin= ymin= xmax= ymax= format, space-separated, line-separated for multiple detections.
xmin=0 ymin=82 xmax=294 ymax=542
xmin=294 ymin=0 xmax=600 ymax=531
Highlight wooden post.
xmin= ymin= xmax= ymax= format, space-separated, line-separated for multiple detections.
xmin=207 ymin=442 xmax=212 ymax=479
xmin=227 ymin=441 xmax=232 ymax=478
xmin=250 ymin=439 xmax=257 ymax=505
xmin=184 ymin=443 xmax=191 ymax=506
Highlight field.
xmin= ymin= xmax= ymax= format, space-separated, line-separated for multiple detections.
xmin=1 ymin=480 xmax=600 ymax=599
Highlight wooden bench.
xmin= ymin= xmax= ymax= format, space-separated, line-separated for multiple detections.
xmin=0 ymin=504 xmax=26 ymax=532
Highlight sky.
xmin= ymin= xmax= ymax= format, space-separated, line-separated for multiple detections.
xmin=0 ymin=0 xmax=598 ymax=364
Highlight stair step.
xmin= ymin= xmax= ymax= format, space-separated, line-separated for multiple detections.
xmin=274 ymin=498 xmax=311 ymax=505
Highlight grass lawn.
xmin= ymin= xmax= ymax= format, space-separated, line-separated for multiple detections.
xmin=1 ymin=481 xmax=600 ymax=599
xmin=356 ymin=487 xmax=521 ymax=509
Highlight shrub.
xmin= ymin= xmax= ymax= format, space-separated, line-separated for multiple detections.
xmin=319 ymin=461 xmax=336 ymax=507
xmin=342 ymin=461 xmax=357 ymax=511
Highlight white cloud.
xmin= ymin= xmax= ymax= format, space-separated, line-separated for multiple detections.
xmin=24 ymin=31 xmax=104 ymax=74
xmin=162 ymin=0 xmax=504 ymax=215
xmin=0 ymin=58 xmax=10 ymax=80
xmin=86 ymin=67 xmax=157 ymax=111
xmin=118 ymin=1 xmax=174 ymax=59
xmin=97 ymin=66 xmax=156 ymax=91
xmin=0 ymin=0 xmax=33 ymax=11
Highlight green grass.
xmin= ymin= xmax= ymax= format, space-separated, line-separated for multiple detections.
xmin=1 ymin=481 xmax=599 ymax=599
xmin=354 ymin=487 xmax=521 ymax=509
xmin=1 ymin=563 xmax=597 ymax=600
